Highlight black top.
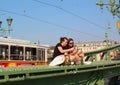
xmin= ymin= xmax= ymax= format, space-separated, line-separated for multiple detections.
xmin=53 ymin=43 xmax=66 ymax=59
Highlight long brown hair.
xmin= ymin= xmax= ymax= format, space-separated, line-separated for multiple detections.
xmin=67 ymin=38 xmax=74 ymax=48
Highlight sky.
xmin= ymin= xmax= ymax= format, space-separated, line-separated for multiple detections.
xmin=0 ymin=0 xmax=120 ymax=46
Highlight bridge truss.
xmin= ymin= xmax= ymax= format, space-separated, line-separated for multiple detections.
xmin=0 ymin=44 xmax=120 ymax=85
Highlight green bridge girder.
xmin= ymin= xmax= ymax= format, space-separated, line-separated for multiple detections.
xmin=84 ymin=43 xmax=120 ymax=61
xmin=0 ymin=43 xmax=120 ymax=85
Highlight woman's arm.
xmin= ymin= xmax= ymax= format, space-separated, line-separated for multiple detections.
xmin=58 ymin=46 xmax=74 ymax=53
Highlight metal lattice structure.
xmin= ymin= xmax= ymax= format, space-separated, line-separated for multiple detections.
xmin=96 ymin=0 xmax=120 ymax=18
xmin=0 ymin=43 xmax=119 ymax=85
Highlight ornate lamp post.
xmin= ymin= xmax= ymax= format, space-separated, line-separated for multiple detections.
xmin=6 ymin=17 xmax=13 ymax=36
xmin=0 ymin=21 xmax=5 ymax=36
xmin=0 ymin=21 xmax=2 ymax=28
xmin=0 ymin=17 xmax=13 ymax=37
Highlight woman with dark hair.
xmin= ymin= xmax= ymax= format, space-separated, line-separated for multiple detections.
xmin=65 ymin=38 xmax=84 ymax=65
xmin=49 ymin=37 xmax=74 ymax=66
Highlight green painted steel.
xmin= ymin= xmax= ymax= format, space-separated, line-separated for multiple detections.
xmin=84 ymin=44 xmax=120 ymax=61
xmin=0 ymin=44 xmax=119 ymax=85
xmin=85 ymin=44 xmax=120 ymax=56
xmin=0 ymin=61 xmax=119 ymax=85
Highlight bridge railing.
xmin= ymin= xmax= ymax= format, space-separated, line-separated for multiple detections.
xmin=0 ymin=61 xmax=120 ymax=85
xmin=84 ymin=44 xmax=120 ymax=62
xmin=0 ymin=44 xmax=119 ymax=84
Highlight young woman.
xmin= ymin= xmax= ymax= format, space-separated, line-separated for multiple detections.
xmin=65 ymin=38 xmax=84 ymax=65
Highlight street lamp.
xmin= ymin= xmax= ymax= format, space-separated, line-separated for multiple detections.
xmin=6 ymin=17 xmax=13 ymax=36
xmin=0 ymin=21 xmax=2 ymax=28
xmin=0 ymin=21 xmax=5 ymax=36
xmin=0 ymin=17 xmax=13 ymax=37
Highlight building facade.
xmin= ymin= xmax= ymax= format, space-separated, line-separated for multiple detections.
xmin=76 ymin=41 xmax=118 ymax=52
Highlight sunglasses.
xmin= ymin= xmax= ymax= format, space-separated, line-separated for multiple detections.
xmin=69 ymin=42 xmax=74 ymax=44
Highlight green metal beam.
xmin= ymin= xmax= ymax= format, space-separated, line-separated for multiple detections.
xmin=84 ymin=43 xmax=120 ymax=61
xmin=85 ymin=44 xmax=120 ymax=56
xmin=0 ymin=44 xmax=119 ymax=85
xmin=0 ymin=61 xmax=119 ymax=85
